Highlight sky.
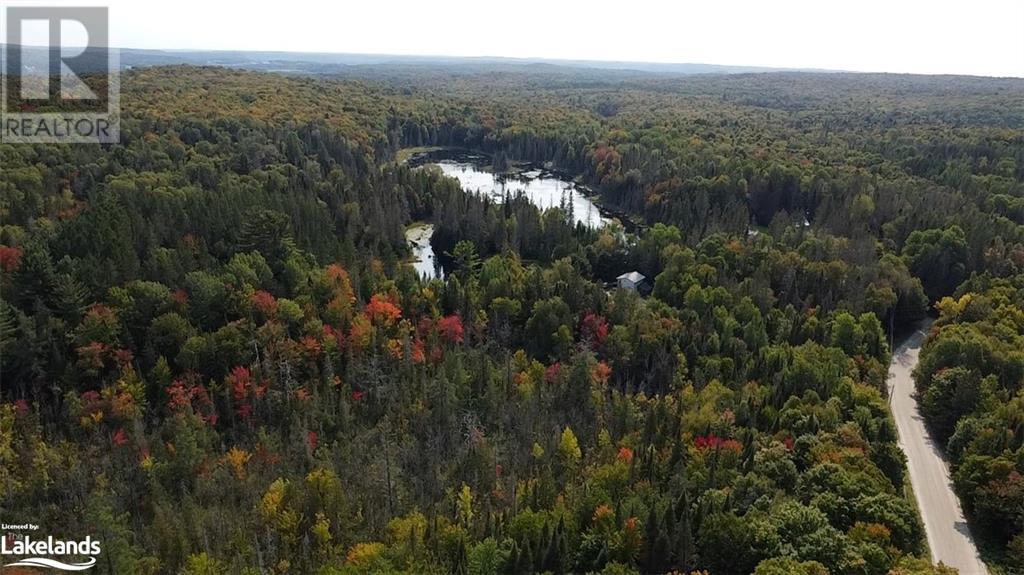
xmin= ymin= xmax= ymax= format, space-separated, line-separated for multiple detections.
xmin=5 ymin=0 xmax=1024 ymax=77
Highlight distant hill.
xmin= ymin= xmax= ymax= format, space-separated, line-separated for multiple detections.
xmin=2 ymin=45 xmax=833 ymax=77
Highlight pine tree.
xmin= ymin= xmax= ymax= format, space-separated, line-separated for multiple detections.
xmin=12 ymin=241 xmax=58 ymax=309
xmin=517 ymin=538 xmax=533 ymax=574
xmin=52 ymin=273 xmax=88 ymax=323
xmin=675 ymin=491 xmax=696 ymax=572
xmin=505 ymin=541 xmax=521 ymax=575
xmin=644 ymin=505 xmax=660 ymax=571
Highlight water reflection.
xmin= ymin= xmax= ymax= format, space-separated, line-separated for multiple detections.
xmin=405 ymin=223 xmax=443 ymax=279
xmin=405 ymin=151 xmax=611 ymax=280
xmin=435 ymin=161 xmax=608 ymax=228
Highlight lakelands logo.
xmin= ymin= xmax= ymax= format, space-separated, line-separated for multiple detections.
xmin=1 ymin=532 xmax=100 ymax=571
xmin=1 ymin=5 xmax=120 ymax=143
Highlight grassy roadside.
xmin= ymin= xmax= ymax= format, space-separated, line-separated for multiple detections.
xmin=902 ymin=475 xmax=932 ymax=561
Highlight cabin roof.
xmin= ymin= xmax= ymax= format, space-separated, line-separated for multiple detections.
xmin=617 ymin=271 xmax=646 ymax=283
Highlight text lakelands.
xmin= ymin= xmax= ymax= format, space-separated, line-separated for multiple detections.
xmin=0 ymin=536 xmax=101 ymax=557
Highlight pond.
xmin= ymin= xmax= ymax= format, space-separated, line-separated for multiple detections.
xmin=404 ymin=149 xmax=616 ymax=279
xmin=434 ymin=161 xmax=608 ymax=229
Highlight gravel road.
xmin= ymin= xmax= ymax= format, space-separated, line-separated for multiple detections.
xmin=889 ymin=321 xmax=988 ymax=575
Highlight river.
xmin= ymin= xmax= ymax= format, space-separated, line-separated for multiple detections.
xmin=406 ymin=222 xmax=442 ymax=280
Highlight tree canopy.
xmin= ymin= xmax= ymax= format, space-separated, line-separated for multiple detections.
xmin=2 ymin=64 xmax=1022 ymax=574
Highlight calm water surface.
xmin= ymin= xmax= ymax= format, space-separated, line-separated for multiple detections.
xmin=405 ymin=152 xmax=608 ymax=279
xmin=435 ymin=160 xmax=608 ymax=228
xmin=405 ymin=223 xmax=443 ymax=280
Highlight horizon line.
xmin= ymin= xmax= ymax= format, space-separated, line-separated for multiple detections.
xmin=4 ymin=44 xmax=1023 ymax=79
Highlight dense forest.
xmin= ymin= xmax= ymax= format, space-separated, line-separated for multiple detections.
xmin=1 ymin=64 xmax=1023 ymax=574
xmin=914 ymin=275 xmax=1024 ymax=569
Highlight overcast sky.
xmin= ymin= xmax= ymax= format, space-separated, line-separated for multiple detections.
xmin=7 ymin=0 xmax=1024 ymax=77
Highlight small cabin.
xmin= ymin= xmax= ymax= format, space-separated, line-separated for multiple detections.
xmin=616 ymin=271 xmax=647 ymax=291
